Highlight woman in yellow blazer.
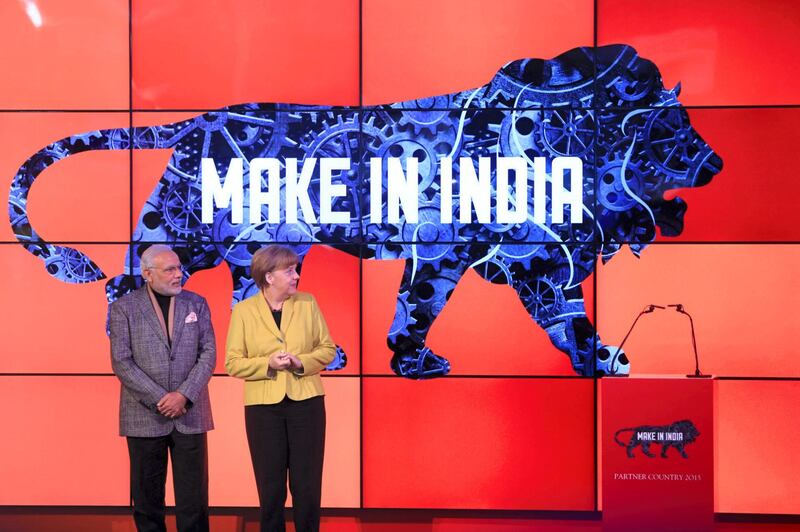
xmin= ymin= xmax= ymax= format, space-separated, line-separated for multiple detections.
xmin=225 ymin=245 xmax=335 ymax=532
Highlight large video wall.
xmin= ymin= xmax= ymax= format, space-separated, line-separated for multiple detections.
xmin=0 ymin=0 xmax=798 ymax=514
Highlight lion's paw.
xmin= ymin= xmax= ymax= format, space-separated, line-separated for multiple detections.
xmin=596 ymin=346 xmax=630 ymax=376
xmin=391 ymin=347 xmax=451 ymax=379
xmin=325 ymin=346 xmax=348 ymax=371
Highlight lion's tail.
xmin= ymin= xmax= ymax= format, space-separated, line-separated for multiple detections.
xmin=8 ymin=126 xmax=159 ymax=283
xmin=614 ymin=427 xmax=634 ymax=447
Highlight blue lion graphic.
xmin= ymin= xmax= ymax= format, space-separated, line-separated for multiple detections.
xmin=8 ymin=45 xmax=722 ymax=378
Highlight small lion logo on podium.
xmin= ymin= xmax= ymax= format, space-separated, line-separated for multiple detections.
xmin=614 ymin=419 xmax=700 ymax=458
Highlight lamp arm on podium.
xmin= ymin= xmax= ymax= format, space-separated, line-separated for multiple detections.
xmin=610 ymin=305 xmax=664 ymax=375
xmin=668 ymin=304 xmax=710 ymax=378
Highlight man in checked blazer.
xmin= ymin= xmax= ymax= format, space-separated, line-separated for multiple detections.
xmin=109 ymin=244 xmax=216 ymax=532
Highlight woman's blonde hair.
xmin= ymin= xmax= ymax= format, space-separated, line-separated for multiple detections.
xmin=251 ymin=245 xmax=299 ymax=290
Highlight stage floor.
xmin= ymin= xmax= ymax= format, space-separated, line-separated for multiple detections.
xmin=0 ymin=509 xmax=798 ymax=531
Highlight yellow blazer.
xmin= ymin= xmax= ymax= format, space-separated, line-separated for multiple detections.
xmin=225 ymin=291 xmax=335 ymax=405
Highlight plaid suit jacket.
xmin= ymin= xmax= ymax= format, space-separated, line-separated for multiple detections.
xmin=109 ymin=286 xmax=215 ymax=437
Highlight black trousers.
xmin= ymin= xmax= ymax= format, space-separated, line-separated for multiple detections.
xmin=245 ymin=395 xmax=326 ymax=532
xmin=126 ymin=429 xmax=209 ymax=532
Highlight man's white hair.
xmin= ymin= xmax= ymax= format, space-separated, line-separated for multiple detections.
xmin=140 ymin=244 xmax=176 ymax=270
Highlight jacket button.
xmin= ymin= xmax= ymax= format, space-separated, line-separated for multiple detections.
xmin=170 ymin=356 xmax=175 ymax=361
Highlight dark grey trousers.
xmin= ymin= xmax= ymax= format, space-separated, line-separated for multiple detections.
xmin=126 ymin=429 xmax=209 ymax=532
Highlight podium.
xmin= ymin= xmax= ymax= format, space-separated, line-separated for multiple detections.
xmin=602 ymin=376 xmax=714 ymax=531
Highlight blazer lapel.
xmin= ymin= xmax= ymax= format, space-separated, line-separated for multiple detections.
xmin=280 ymin=295 xmax=295 ymax=334
xmin=136 ymin=287 xmax=169 ymax=348
xmin=255 ymin=293 xmax=283 ymax=340
xmin=170 ymin=294 xmax=187 ymax=351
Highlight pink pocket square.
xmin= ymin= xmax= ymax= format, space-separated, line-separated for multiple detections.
xmin=184 ymin=312 xmax=198 ymax=324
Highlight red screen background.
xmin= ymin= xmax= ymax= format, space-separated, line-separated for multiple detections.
xmin=0 ymin=0 xmax=798 ymax=513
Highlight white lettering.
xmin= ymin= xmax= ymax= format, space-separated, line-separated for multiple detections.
xmin=249 ymin=158 xmax=281 ymax=223
xmin=496 ymin=157 xmax=527 ymax=224
xmin=440 ymin=157 xmax=453 ymax=223
xmin=387 ymin=157 xmax=419 ymax=224
xmin=285 ymin=158 xmax=317 ymax=224
xmin=319 ymin=158 xmax=351 ymax=224
xmin=551 ymin=156 xmax=583 ymax=224
xmin=370 ymin=158 xmax=383 ymax=223
xmin=459 ymin=157 xmax=492 ymax=223
xmin=532 ymin=157 xmax=547 ymax=224
xmin=199 ymin=155 xmax=586 ymax=227
xmin=201 ymin=158 xmax=243 ymax=224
